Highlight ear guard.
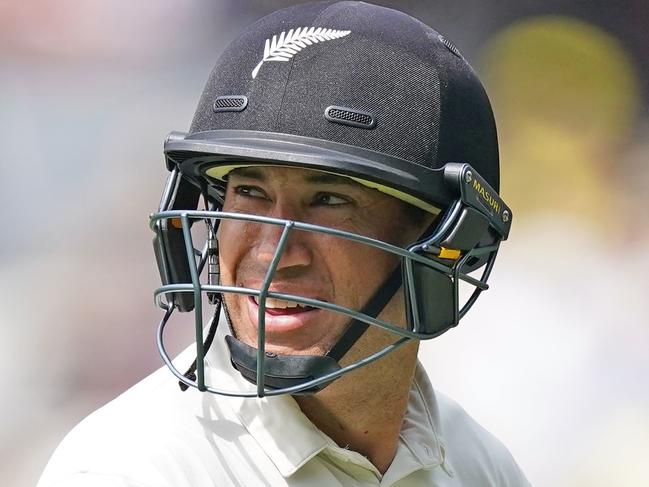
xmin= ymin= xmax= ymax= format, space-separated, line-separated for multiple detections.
xmin=152 ymin=168 xmax=203 ymax=312
xmin=403 ymin=163 xmax=511 ymax=337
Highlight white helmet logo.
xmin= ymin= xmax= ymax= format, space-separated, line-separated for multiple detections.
xmin=252 ymin=27 xmax=351 ymax=79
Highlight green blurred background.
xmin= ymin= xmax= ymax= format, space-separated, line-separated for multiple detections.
xmin=1 ymin=1 xmax=647 ymax=485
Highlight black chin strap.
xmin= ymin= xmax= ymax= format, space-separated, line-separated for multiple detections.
xmin=180 ymin=266 xmax=404 ymax=393
xmin=325 ymin=214 xmax=442 ymax=362
xmin=223 ymin=266 xmax=403 ymax=395
xmin=325 ymin=265 xmax=402 ymax=361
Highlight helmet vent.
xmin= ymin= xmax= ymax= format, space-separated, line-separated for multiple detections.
xmin=213 ymin=95 xmax=248 ymax=112
xmin=324 ymin=106 xmax=376 ymax=129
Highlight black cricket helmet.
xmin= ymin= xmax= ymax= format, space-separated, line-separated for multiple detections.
xmin=151 ymin=1 xmax=512 ymax=397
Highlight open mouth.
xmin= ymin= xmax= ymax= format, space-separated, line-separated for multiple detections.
xmin=250 ymin=296 xmax=317 ymax=316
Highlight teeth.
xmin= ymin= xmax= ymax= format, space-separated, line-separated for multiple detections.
xmin=253 ymin=297 xmax=308 ymax=309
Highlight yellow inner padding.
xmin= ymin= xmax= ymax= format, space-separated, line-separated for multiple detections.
xmin=205 ymin=163 xmax=440 ymax=215
xmin=438 ymin=247 xmax=461 ymax=260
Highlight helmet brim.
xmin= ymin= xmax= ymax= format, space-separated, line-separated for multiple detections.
xmin=165 ymin=129 xmax=455 ymax=213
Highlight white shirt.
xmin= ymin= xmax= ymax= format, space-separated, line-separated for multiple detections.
xmin=38 ymin=326 xmax=530 ymax=487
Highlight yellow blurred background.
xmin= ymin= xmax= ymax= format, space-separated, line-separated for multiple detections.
xmin=1 ymin=1 xmax=647 ymax=486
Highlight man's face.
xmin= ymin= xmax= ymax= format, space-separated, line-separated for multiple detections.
xmin=218 ymin=166 xmax=430 ymax=357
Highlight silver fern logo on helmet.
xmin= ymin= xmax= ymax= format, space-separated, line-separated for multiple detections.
xmin=252 ymin=27 xmax=351 ymax=79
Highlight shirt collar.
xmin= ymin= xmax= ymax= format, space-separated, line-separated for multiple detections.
xmin=204 ymin=323 xmax=331 ymax=477
xmin=381 ymin=362 xmax=448 ymax=485
xmin=204 ymin=322 xmax=448 ymax=480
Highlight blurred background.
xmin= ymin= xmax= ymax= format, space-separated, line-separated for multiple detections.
xmin=1 ymin=1 xmax=647 ymax=485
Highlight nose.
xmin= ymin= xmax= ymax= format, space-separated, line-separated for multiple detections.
xmin=254 ymin=204 xmax=313 ymax=271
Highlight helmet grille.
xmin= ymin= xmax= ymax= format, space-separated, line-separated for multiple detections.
xmin=213 ymin=96 xmax=248 ymax=112
xmin=325 ymin=106 xmax=376 ymax=129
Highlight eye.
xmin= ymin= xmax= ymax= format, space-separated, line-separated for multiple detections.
xmin=233 ymin=185 xmax=268 ymax=200
xmin=313 ymin=192 xmax=351 ymax=206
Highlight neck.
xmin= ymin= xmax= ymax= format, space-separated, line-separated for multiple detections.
xmin=294 ymin=334 xmax=419 ymax=474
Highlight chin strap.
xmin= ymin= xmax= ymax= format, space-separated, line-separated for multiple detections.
xmin=325 ymin=265 xmax=402 ymax=361
xmin=225 ymin=264 xmax=403 ymax=395
xmin=325 ymin=214 xmax=441 ymax=362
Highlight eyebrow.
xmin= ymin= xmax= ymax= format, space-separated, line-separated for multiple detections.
xmin=229 ymin=166 xmax=363 ymax=188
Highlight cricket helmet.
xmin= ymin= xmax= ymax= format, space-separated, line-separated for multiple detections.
xmin=152 ymin=1 xmax=511 ymax=396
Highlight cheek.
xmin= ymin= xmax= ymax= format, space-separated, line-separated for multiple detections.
xmin=218 ymin=220 xmax=254 ymax=340
xmin=323 ymin=236 xmax=400 ymax=307
xmin=217 ymin=220 xmax=254 ymax=284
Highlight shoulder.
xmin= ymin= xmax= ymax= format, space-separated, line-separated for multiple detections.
xmin=37 ymin=358 xmax=246 ymax=487
xmin=411 ymin=365 xmax=530 ymax=486
xmin=434 ymin=389 xmax=531 ymax=486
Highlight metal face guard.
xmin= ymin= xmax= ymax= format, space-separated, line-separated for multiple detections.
xmin=150 ymin=199 xmax=501 ymax=397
